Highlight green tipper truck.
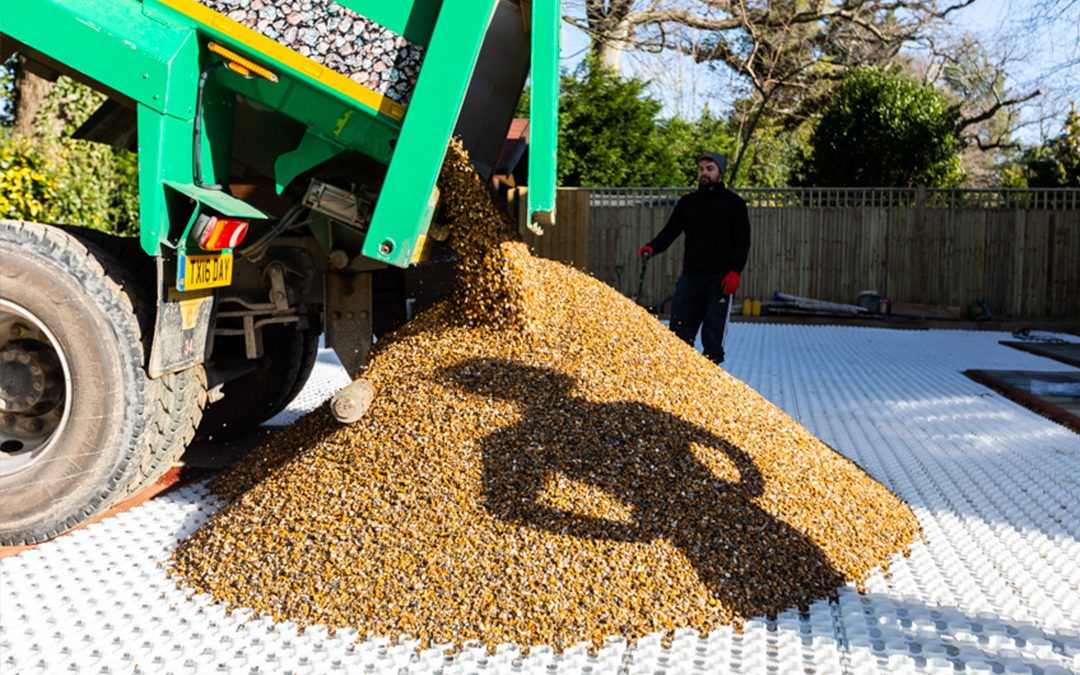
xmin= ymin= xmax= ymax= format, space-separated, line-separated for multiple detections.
xmin=0 ymin=0 xmax=559 ymax=544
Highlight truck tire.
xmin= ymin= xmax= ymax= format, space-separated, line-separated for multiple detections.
xmin=123 ymin=363 xmax=208 ymax=496
xmin=197 ymin=322 xmax=320 ymax=440
xmin=54 ymin=227 xmax=209 ymax=497
xmin=0 ymin=222 xmax=151 ymax=544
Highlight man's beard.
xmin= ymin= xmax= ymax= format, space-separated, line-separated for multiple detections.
xmin=698 ymin=176 xmax=719 ymax=188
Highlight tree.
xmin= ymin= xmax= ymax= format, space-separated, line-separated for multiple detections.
xmin=801 ymin=67 xmax=964 ymax=187
xmin=557 ymin=59 xmax=742 ymax=187
xmin=691 ymin=1 xmax=869 ymax=185
xmin=1013 ymin=0 xmax=1080 ymax=139
xmin=564 ymin=1 xmax=1041 ymax=186
xmin=0 ymin=55 xmax=139 ymax=233
xmin=566 ymin=1 xmax=982 ymax=73
xmin=557 ymin=58 xmax=673 ymax=186
xmin=1013 ymin=105 xmax=1080 ymax=187
xmin=652 ymin=109 xmax=736 ymax=185
xmin=10 ymin=55 xmax=56 ymax=138
xmin=575 ymin=0 xmax=639 ymax=71
xmin=731 ymin=112 xmax=813 ymax=187
xmin=905 ymin=32 xmax=1040 ymax=185
xmin=681 ymin=1 xmax=989 ymax=185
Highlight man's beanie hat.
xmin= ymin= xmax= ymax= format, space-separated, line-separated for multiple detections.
xmin=697 ymin=151 xmax=728 ymax=175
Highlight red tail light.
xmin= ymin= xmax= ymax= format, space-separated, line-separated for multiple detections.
xmin=193 ymin=215 xmax=249 ymax=250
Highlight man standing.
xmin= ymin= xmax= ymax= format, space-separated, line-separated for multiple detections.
xmin=637 ymin=152 xmax=750 ymax=365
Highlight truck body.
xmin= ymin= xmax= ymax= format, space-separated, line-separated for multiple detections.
xmin=0 ymin=0 xmax=559 ymax=544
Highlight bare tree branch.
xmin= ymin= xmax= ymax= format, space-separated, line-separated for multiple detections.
xmin=966 ymin=135 xmax=1022 ymax=151
xmin=936 ymin=0 xmax=981 ymax=18
xmin=958 ymin=90 xmax=1041 ymax=130
xmin=564 ymin=0 xmax=1059 ymax=182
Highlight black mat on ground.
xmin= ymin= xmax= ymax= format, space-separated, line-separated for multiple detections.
xmin=999 ymin=341 xmax=1080 ymax=368
xmin=964 ymin=369 xmax=1080 ymax=434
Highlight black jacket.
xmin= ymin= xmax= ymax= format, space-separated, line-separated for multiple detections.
xmin=647 ymin=184 xmax=751 ymax=275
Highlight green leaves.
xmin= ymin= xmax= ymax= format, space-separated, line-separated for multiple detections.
xmin=555 ymin=58 xmax=734 ymax=188
xmin=1013 ymin=107 xmax=1080 ymax=188
xmin=654 ymin=113 xmax=737 ymax=187
xmin=0 ymin=134 xmax=61 ymax=220
xmin=1 ymin=74 xmax=139 ymax=234
xmin=802 ymin=68 xmax=964 ymax=187
xmin=557 ymin=58 xmax=663 ymax=187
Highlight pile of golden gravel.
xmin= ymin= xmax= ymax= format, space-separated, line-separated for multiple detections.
xmin=171 ymin=140 xmax=920 ymax=652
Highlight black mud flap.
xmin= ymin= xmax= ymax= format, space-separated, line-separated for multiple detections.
xmin=149 ymin=257 xmax=214 ymax=378
xmin=325 ymin=270 xmax=373 ymax=379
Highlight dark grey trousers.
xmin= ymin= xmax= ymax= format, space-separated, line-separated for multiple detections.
xmin=669 ymin=272 xmax=731 ymax=364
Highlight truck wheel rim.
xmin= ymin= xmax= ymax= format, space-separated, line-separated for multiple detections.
xmin=0 ymin=300 xmax=72 ymax=477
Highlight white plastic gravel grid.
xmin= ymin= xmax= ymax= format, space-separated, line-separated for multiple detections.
xmin=1 ymin=324 xmax=1078 ymax=674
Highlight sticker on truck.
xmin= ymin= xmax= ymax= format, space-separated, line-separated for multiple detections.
xmin=177 ymin=251 xmax=233 ymax=291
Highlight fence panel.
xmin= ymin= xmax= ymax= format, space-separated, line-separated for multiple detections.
xmin=1050 ymin=213 xmax=1080 ymax=314
xmin=524 ymin=187 xmax=1080 ymax=318
xmin=983 ymin=212 xmax=1014 ymax=314
xmin=519 ymin=188 xmax=590 ymax=270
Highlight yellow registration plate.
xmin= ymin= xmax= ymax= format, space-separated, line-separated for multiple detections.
xmin=178 ymin=252 xmax=233 ymax=291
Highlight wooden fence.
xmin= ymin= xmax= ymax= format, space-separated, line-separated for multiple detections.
xmin=514 ymin=187 xmax=1080 ymax=319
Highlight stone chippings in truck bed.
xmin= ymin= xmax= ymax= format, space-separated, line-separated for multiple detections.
xmin=198 ymin=0 xmax=423 ymax=104
xmin=171 ymin=140 xmax=921 ymax=653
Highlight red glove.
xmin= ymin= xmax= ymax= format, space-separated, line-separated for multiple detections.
xmin=637 ymin=245 xmax=653 ymax=260
xmin=721 ymin=271 xmax=740 ymax=295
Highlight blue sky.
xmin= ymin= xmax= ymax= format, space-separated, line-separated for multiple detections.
xmin=558 ymin=0 xmax=1080 ymax=143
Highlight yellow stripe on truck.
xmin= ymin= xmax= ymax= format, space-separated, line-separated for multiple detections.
xmin=158 ymin=0 xmax=407 ymax=122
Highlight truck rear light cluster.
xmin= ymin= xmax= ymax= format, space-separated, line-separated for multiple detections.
xmin=192 ymin=214 xmax=249 ymax=250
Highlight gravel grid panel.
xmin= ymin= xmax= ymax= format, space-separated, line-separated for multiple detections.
xmin=2 ymin=325 xmax=1079 ymax=674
